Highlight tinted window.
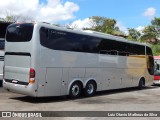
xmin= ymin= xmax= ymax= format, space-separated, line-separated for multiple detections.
xmin=40 ymin=27 xmax=100 ymax=53
xmin=98 ymin=39 xmax=145 ymax=56
xmin=0 ymin=41 xmax=5 ymax=50
xmin=0 ymin=22 xmax=11 ymax=38
xmin=6 ymin=23 xmax=33 ymax=42
xmin=146 ymin=46 xmax=153 ymax=56
xmin=128 ymin=44 xmax=145 ymax=55
xmin=40 ymin=27 xmax=145 ymax=56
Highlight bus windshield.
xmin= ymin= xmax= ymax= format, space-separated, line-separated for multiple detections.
xmin=6 ymin=23 xmax=34 ymax=42
xmin=154 ymin=59 xmax=160 ymax=76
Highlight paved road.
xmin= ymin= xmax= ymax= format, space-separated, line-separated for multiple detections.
xmin=0 ymin=86 xmax=160 ymax=120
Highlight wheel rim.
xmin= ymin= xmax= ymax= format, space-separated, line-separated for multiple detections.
xmin=71 ymin=84 xmax=80 ymax=96
xmin=87 ymin=83 xmax=94 ymax=94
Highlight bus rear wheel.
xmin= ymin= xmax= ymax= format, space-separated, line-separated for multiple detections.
xmin=69 ymin=82 xmax=82 ymax=99
xmin=84 ymin=81 xmax=96 ymax=97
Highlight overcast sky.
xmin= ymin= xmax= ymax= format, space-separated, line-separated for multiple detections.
xmin=0 ymin=0 xmax=160 ymax=32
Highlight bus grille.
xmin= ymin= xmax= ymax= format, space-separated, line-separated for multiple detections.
xmin=0 ymin=56 xmax=4 ymax=61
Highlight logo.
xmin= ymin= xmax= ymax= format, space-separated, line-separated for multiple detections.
xmin=2 ymin=112 xmax=11 ymax=117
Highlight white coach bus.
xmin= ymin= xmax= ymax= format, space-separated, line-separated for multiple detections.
xmin=3 ymin=22 xmax=154 ymax=98
xmin=0 ymin=21 xmax=11 ymax=81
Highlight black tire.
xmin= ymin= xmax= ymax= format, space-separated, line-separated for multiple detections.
xmin=69 ymin=82 xmax=82 ymax=99
xmin=84 ymin=81 xmax=96 ymax=97
xmin=138 ymin=78 xmax=145 ymax=89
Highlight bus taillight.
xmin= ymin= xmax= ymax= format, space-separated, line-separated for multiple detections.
xmin=29 ymin=68 xmax=35 ymax=84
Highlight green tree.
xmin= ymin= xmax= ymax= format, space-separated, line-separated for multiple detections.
xmin=127 ymin=28 xmax=141 ymax=41
xmin=151 ymin=17 xmax=160 ymax=40
xmin=141 ymin=25 xmax=158 ymax=44
xmin=84 ymin=16 xmax=125 ymax=36
xmin=151 ymin=17 xmax=160 ymax=26
xmin=141 ymin=17 xmax=160 ymax=44
xmin=0 ymin=12 xmax=33 ymax=22
xmin=151 ymin=42 xmax=160 ymax=55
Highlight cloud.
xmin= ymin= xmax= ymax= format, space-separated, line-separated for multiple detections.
xmin=135 ymin=26 xmax=145 ymax=34
xmin=136 ymin=26 xmax=145 ymax=32
xmin=69 ymin=18 xmax=94 ymax=29
xmin=115 ymin=21 xmax=128 ymax=34
xmin=143 ymin=7 xmax=156 ymax=17
xmin=0 ymin=0 xmax=79 ymax=23
xmin=70 ymin=19 xmax=129 ymax=35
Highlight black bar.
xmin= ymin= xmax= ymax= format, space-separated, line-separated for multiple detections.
xmin=5 ymin=52 xmax=31 ymax=56
xmin=4 ymin=79 xmax=29 ymax=86
xmin=0 ymin=111 xmax=160 ymax=117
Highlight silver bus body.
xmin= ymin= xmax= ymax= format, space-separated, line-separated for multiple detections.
xmin=3 ymin=22 xmax=154 ymax=97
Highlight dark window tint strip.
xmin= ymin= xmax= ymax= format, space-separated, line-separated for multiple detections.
xmin=5 ymin=52 xmax=31 ymax=56
xmin=40 ymin=27 xmax=146 ymax=56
